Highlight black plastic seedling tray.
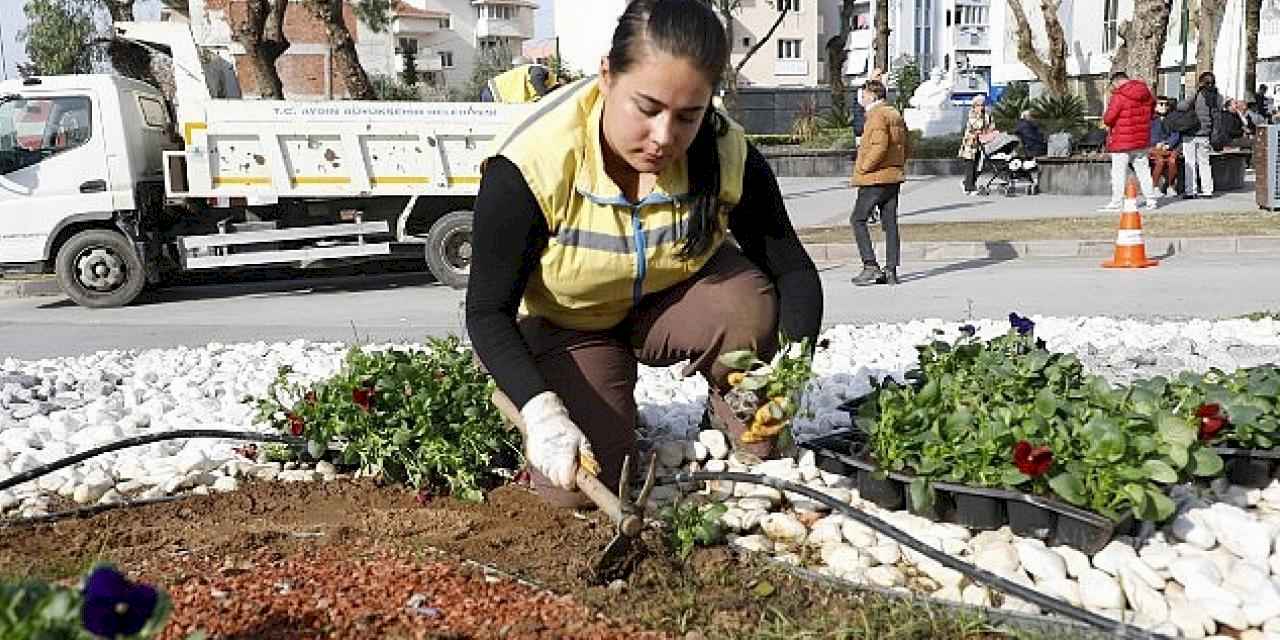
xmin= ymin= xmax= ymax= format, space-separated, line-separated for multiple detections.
xmin=800 ymin=429 xmax=1134 ymax=555
xmin=1213 ymin=446 xmax=1280 ymax=488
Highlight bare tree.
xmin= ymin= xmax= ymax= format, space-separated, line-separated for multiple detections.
xmin=1111 ymin=0 xmax=1172 ymax=87
xmin=1195 ymin=0 xmax=1227 ymax=76
xmin=1245 ymin=0 xmax=1261 ymax=95
xmin=873 ymin=0 xmax=890 ymax=75
xmin=300 ymin=0 xmax=394 ymax=100
xmin=703 ymin=0 xmax=791 ymax=115
xmin=1006 ymin=0 xmax=1069 ymax=96
xmin=826 ymin=0 xmax=857 ymax=120
xmin=230 ymin=0 xmax=290 ymax=98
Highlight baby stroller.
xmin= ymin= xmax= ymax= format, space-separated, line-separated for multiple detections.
xmin=976 ymin=132 xmax=1040 ymax=196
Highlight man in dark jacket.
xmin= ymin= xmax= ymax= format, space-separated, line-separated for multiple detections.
xmin=1101 ymin=72 xmax=1159 ymax=210
xmin=1149 ymin=98 xmax=1181 ymax=196
xmin=1177 ymin=72 xmax=1221 ymax=198
xmin=1014 ymin=110 xmax=1048 ymax=157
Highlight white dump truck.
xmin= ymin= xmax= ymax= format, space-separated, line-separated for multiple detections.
xmin=0 ymin=22 xmax=534 ymax=307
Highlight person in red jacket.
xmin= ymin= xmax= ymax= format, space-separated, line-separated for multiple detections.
xmin=1101 ymin=72 xmax=1159 ymax=211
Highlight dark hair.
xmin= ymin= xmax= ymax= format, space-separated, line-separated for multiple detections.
xmin=1199 ymin=72 xmax=1216 ymax=88
xmin=863 ymin=80 xmax=887 ymax=101
xmin=1110 ymin=71 xmax=1129 ymax=82
xmin=607 ymin=0 xmax=730 ymax=260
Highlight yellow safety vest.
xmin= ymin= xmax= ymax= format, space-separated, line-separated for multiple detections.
xmin=489 ymin=65 xmax=557 ymax=104
xmin=491 ymin=78 xmax=748 ymax=331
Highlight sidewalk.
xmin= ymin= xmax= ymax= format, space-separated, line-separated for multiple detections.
xmin=779 ymin=173 xmax=1263 ymax=228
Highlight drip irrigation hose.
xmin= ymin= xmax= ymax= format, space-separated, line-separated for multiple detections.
xmin=663 ymin=470 xmax=1170 ymax=640
xmin=0 ymin=429 xmax=306 ymax=494
xmin=0 ymin=433 xmax=1169 ymax=639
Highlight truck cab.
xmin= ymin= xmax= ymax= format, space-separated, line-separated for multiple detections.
xmin=0 ymin=75 xmax=176 ymax=303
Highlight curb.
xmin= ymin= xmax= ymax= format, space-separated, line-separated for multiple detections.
xmin=801 ymin=235 xmax=1280 ymax=262
xmin=0 ymin=278 xmax=62 ymax=299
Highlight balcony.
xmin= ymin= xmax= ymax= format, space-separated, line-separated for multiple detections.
xmin=475 ymin=16 xmax=531 ymax=39
xmin=775 ymin=59 xmax=809 ymax=77
xmin=953 ymin=25 xmax=990 ymax=50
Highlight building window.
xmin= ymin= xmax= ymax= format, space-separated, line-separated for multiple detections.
xmin=742 ymin=37 xmax=751 ymax=47
xmin=776 ymin=39 xmax=802 ymax=59
xmin=480 ymin=5 xmax=515 ymax=20
xmin=438 ymin=15 xmax=452 ymax=30
xmin=440 ymin=51 xmax=454 ymax=68
xmin=396 ymin=37 xmax=418 ymax=55
xmin=0 ymin=96 xmax=93 ymax=174
xmin=955 ymin=4 xmax=987 ymax=26
xmin=1103 ymin=0 xmax=1120 ymax=51
xmin=914 ymin=0 xmax=933 ymax=71
xmin=778 ymin=0 xmax=800 ymax=11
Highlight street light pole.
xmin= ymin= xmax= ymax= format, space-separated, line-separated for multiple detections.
xmin=1179 ymin=0 xmax=1190 ymax=100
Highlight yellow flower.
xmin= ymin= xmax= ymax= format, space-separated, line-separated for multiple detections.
xmin=728 ymin=372 xmax=746 ymax=387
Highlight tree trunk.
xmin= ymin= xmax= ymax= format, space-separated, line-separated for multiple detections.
xmin=827 ymin=0 xmax=857 ymax=121
xmin=1113 ymin=0 xmax=1173 ymax=88
xmin=231 ymin=0 xmax=289 ymax=98
xmin=1006 ymin=0 xmax=1070 ymax=96
xmin=1245 ymin=0 xmax=1261 ymax=94
xmin=304 ymin=0 xmax=374 ymax=99
xmin=873 ymin=0 xmax=890 ymax=75
xmin=723 ymin=3 xmax=789 ymax=115
xmin=1196 ymin=0 xmax=1227 ymax=76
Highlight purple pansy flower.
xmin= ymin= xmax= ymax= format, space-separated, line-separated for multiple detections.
xmin=1008 ymin=312 xmax=1035 ymax=336
xmin=81 ymin=566 xmax=158 ymax=638
xmin=958 ymin=324 xmax=977 ymax=337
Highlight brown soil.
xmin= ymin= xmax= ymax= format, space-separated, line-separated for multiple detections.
xmin=0 ymin=479 xmax=1040 ymax=639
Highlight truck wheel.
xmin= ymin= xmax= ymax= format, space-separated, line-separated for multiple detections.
xmin=55 ymin=229 xmax=146 ymax=308
xmin=425 ymin=210 xmax=473 ymax=289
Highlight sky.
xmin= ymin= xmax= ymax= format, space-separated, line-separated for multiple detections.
xmin=1 ymin=0 xmax=556 ymax=81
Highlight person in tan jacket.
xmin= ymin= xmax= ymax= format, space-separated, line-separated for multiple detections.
xmin=850 ymin=79 xmax=909 ymax=286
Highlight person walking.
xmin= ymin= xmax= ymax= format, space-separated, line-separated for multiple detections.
xmin=466 ymin=0 xmax=821 ymax=505
xmin=849 ymin=79 xmax=909 ymax=287
xmin=1101 ymin=72 xmax=1159 ymax=211
xmin=1178 ymin=72 xmax=1221 ymax=199
xmin=1149 ymin=97 xmax=1182 ymax=196
xmin=958 ymin=95 xmax=994 ymax=195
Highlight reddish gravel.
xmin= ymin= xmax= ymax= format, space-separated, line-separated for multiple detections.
xmin=160 ymin=546 xmax=662 ymax=639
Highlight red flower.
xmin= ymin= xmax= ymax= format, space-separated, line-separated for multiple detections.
xmin=304 ymin=390 xmax=317 ymax=405
xmin=287 ymin=413 xmax=305 ymax=436
xmin=352 ymin=386 xmax=374 ymax=412
xmin=1200 ymin=416 xmax=1227 ymax=441
xmin=1013 ymin=440 xmax=1054 ymax=477
xmin=1195 ymin=403 xmax=1221 ymax=419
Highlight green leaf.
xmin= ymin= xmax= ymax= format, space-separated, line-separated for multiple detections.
xmin=1001 ymin=466 xmax=1031 ymax=486
xmin=1143 ymin=460 xmax=1178 ymax=484
xmin=739 ymin=375 xmax=769 ymax=391
xmin=1166 ymin=444 xmax=1189 ymax=469
xmin=1190 ymin=447 xmax=1225 ymax=477
xmin=717 ymin=350 xmax=759 ymax=370
xmin=1158 ymin=413 xmax=1196 ymax=448
xmin=751 ymin=580 xmax=776 ymax=599
xmin=1147 ymin=489 xmax=1176 ymax=521
xmin=1048 ymin=472 xmax=1086 ymax=506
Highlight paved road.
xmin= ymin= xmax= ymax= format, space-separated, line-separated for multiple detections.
xmin=2 ymin=254 xmax=1277 ymax=360
xmin=778 ymin=174 xmax=1261 ymax=228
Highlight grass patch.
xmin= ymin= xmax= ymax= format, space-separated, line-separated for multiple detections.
xmin=797 ymin=212 xmax=1280 ymax=244
xmin=1240 ymin=310 xmax=1280 ymax=321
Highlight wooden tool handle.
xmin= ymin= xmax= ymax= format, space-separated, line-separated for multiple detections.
xmin=491 ymin=389 xmax=624 ymax=524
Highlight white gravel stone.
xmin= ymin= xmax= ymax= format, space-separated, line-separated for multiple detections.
xmin=961 ymin=584 xmax=992 ymax=607
xmin=1079 ymin=569 xmax=1127 ymax=610
xmin=730 ymin=534 xmax=773 ymax=553
xmin=866 ymin=543 xmax=900 ymax=566
xmin=1120 ymin=566 xmax=1169 ymax=622
xmin=866 ymin=565 xmax=905 ymax=588
xmin=1015 ymin=540 xmax=1067 ymax=581
xmin=1173 ymin=509 xmax=1218 ymax=549
xmin=657 ymin=441 xmax=685 ymax=467
xmin=1093 ymin=540 xmax=1140 ymax=576
xmin=1038 ymin=577 xmax=1083 ymax=607
xmin=1054 ymin=545 xmax=1093 ymax=579
xmin=760 ymin=513 xmax=808 ymax=544
xmin=841 ymin=520 xmax=877 ymax=548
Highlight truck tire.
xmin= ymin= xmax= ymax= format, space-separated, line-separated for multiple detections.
xmin=55 ymin=229 xmax=146 ymax=308
xmin=425 ymin=210 xmax=473 ymax=289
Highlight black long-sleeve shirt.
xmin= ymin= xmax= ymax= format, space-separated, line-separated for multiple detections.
xmin=465 ymin=145 xmax=823 ymax=408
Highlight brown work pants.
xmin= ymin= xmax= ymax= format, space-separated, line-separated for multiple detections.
xmin=1150 ymin=147 xmax=1180 ymax=192
xmin=519 ymin=244 xmax=779 ymax=507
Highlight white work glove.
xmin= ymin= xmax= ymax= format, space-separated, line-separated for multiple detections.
xmin=520 ymin=391 xmax=598 ymax=490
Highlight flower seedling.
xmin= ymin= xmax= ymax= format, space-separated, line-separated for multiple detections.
xmin=659 ymin=500 xmax=728 ymax=561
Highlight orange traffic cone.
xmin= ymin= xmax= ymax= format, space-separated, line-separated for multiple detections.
xmin=1102 ymin=177 xmax=1158 ymax=269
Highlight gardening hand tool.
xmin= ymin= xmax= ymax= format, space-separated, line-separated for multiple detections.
xmin=492 ymin=389 xmax=657 ymax=581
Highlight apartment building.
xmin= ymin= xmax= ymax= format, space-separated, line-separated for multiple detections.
xmin=554 ymin=0 xmax=842 ymax=87
xmin=172 ymin=0 xmax=537 ymax=100
xmin=848 ymin=0 xmax=1265 ymax=105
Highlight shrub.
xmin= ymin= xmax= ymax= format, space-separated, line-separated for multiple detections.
xmin=255 ymin=337 xmax=520 ymax=502
xmin=746 ymin=134 xmax=802 ymax=146
xmin=889 ymin=56 xmax=922 ymax=113
xmin=908 ymin=131 xmax=963 ymax=159
xmin=790 ymin=97 xmax=821 ymax=144
xmin=1030 ymin=94 xmax=1089 ymax=135
xmin=369 ymin=74 xmax=420 ymax=101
